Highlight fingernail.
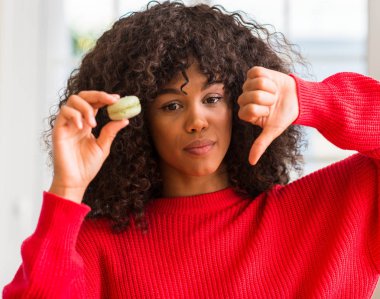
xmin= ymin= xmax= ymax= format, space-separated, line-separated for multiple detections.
xmin=111 ymin=94 xmax=120 ymax=100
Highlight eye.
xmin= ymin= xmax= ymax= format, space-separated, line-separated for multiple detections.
xmin=203 ymin=96 xmax=222 ymax=104
xmin=161 ymin=102 xmax=182 ymax=111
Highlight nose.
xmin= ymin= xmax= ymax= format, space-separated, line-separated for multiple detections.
xmin=185 ymin=104 xmax=208 ymax=133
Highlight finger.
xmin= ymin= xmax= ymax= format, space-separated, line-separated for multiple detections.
xmin=77 ymin=91 xmax=119 ymax=108
xmin=242 ymin=77 xmax=277 ymax=94
xmin=249 ymin=127 xmax=282 ymax=165
xmin=96 ymin=119 xmax=129 ymax=156
xmin=237 ymin=90 xmax=276 ymax=107
xmin=56 ymin=105 xmax=83 ymax=129
xmin=247 ymin=66 xmax=271 ymax=80
xmin=66 ymin=95 xmax=97 ymax=128
xmin=238 ymin=103 xmax=270 ymax=124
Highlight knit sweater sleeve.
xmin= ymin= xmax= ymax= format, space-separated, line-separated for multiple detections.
xmin=291 ymin=72 xmax=380 ymax=158
xmin=2 ymin=192 xmax=95 ymax=299
xmin=291 ymin=72 xmax=380 ymax=272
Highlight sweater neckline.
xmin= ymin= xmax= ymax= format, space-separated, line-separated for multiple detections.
xmin=146 ymin=187 xmax=245 ymax=215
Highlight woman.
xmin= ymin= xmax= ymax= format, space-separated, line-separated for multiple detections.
xmin=3 ymin=1 xmax=380 ymax=298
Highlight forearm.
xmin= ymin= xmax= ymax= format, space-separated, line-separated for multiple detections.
xmin=292 ymin=72 xmax=380 ymax=158
xmin=3 ymin=192 xmax=91 ymax=298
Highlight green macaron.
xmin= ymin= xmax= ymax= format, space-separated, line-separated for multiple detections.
xmin=107 ymin=95 xmax=141 ymax=120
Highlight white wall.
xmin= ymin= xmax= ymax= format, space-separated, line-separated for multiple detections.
xmin=0 ymin=0 xmax=70 ymax=288
xmin=0 ymin=0 xmax=42 ymax=286
xmin=368 ymin=0 xmax=380 ymax=80
xmin=368 ymin=5 xmax=380 ymax=299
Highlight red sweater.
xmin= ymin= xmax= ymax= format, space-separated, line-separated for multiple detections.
xmin=3 ymin=73 xmax=380 ymax=298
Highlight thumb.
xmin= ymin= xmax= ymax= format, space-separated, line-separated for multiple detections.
xmin=96 ymin=119 xmax=129 ymax=156
xmin=249 ymin=126 xmax=281 ymax=165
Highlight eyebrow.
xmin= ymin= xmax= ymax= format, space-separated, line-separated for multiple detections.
xmin=156 ymin=81 xmax=223 ymax=96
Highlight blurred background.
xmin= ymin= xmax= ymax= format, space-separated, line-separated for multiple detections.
xmin=1 ymin=0 xmax=379 ymax=296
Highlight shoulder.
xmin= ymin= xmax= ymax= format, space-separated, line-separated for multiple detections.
xmin=79 ymin=217 xmax=112 ymax=238
xmin=257 ymin=154 xmax=379 ymax=233
xmin=76 ymin=218 xmax=113 ymax=253
xmin=273 ymin=154 xmax=378 ymax=204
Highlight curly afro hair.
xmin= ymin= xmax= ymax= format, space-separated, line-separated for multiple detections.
xmin=45 ymin=1 xmax=305 ymax=232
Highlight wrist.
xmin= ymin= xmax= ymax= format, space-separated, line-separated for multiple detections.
xmin=48 ymin=183 xmax=86 ymax=204
xmin=285 ymin=74 xmax=299 ymax=123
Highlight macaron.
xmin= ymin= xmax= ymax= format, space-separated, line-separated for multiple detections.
xmin=107 ymin=95 xmax=141 ymax=120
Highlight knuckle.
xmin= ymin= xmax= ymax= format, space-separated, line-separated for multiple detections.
xmin=252 ymin=90 xmax=262 ymax=102
xmin=254 ymin=66 xmax=265 ymax=74
xmin=103 ymin=126 xmax=116 ymax=139
xmin=248 ymin=66 xmax=263 ymax=78
xmin=67 ymin=94 xmax=83 ymax=107
xmin=236 ymin=95 xmax=243 ymax=106
xmin=239 ymin=105 xmax=260 ymax=123
xmin=255 ymin=77 xmax=267 ymax=90
xmin=237 ymin=109 xmax=245 ymax=120
xmin=77 ymin=91 xmax=87 ymax=97
xmin=61 ymin=105 xmax=74 ymax=116
xmin=242 ymin=79 xmax=253 ymax=92
xmin=254 ymin=139 xmax=268 ymax=149
xmin=248 ymin=104 xmax=259 ymax=115
xmin=237 ymin=93 xmax=251 ymax=106
xmin=65 ymin=95 xmax=75 ymax=105
xmin=238 ymin=107 xmax=252 ymax=122
xmin=247 ymin=67 xmax=255 ymax=79
xmin=242 ymin=81 xmax=248 ymax=92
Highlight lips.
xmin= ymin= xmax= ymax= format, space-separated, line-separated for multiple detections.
xmin=184 ymin=139 xmax=216 ymax=155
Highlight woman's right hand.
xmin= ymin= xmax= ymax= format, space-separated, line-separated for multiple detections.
xmin=48 ymin=91 xmax=129 ymax=204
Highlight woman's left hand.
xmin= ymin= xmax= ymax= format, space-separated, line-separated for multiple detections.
xmin=237 ymin=66 xmax=299 ymax=165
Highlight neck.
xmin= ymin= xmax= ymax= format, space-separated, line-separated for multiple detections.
xmin=160 ymin=164 xmax=230 ymax=198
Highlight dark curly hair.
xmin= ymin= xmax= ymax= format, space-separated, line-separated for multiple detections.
xmin=44 ymin=1 xmax=306 ymax=232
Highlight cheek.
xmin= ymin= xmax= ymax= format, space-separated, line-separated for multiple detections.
xmin=149 ymin=117 xmax=177 ymax=152
xmin=219 ymin=109 xmax=233 ymax=141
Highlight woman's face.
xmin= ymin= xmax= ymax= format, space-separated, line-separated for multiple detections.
xmin=148 ymin=63 xmax=232 ymax=178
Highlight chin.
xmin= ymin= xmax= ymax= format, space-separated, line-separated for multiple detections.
xmin=185 ymin=165 xmax=220 ymax=177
